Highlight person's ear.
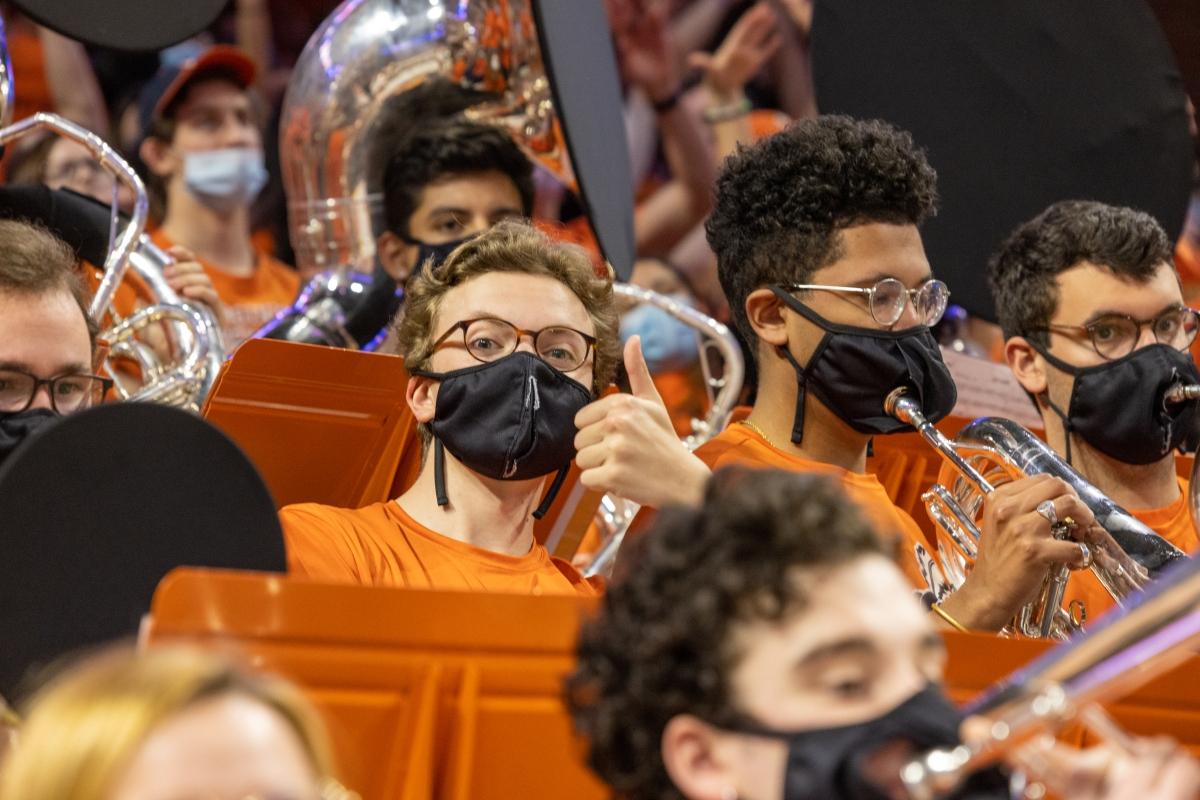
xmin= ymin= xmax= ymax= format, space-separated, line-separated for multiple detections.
xmin=406 ymin=374 xmax=438 ymax=423
xmin=662 ymin=715 xmax=742 ymax=800
xmin=377 ymin=230 xmax=417 ymax=284
xmin=745 ymin=288 xmax=788 ymax=347
xmin=139 ymin=135 xmax=179 ymax=179
xmin=1005 ymin=336 xmax=1048 ymax=396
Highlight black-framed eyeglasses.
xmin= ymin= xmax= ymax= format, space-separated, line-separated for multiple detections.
xmin=1040 ymin=306 xmax=1200 ymax=360
xmin=786 ymin=277 xmax=950 ymax=327
xmin=431 ymin=317 xmax=597 ymax=372
xmin=0 ymin=369 xmax=112 ymax=414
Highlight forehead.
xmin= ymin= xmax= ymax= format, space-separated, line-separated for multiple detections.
xmin=809 ymin=222 xmax=931 ymax=285
xmin=728 ymin=556 xmax=931 ymax=679
xmin=46 ymin=138 xmax=91 ymax=165
xmin=433 ymin=271 xmax=595 ymax=335
xmin=111 ymin=694 xmax=315 ymax=799
xmin=413 ymin=171 xmax=524 ymax=214
xmin=1051 ymin=260 xmax=1182 ymax=322
xmin=0 ymin=288 xmax=92 ymax=370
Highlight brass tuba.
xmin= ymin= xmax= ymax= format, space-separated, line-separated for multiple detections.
xmin=886 ymin=387 xmax=1186 ymax=639
xmin=259 ymin=0 xmax=571 ymax=347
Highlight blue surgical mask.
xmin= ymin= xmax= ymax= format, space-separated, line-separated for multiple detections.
xmin=183 ymin=147 xmax=268 ymax=213
xmin=619 ymin=294 xmax=699 ymax=372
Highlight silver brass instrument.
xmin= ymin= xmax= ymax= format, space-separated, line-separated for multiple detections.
xmin=885 ymin=387 xmax=1186 ymax=639
xmin=261 ymin=0 xmax=570 ymax=348
xmin=900 ymin=555 xmax=1200 ymax=799
xmin=1164 ymin=381 xmax=1200 ymax=536
xmin=582 ymin=285 xmax=745 ymax=578
xmin=0 ymin=18 xmax=223 ymax=412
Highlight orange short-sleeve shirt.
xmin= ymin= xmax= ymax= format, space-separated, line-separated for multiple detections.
xmin=280 ymin=500 xmax=603 ymax=597
xmin=695 ymin=423 xmax=949 ymax=602
xmin=1063 ymin=477 xmax=1197 ymax=624
xmin=151 ymin=230 xmax=301 ymax=347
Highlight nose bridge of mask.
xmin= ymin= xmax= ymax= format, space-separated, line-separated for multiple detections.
xmin=502 ymin=366 xmax=541 ymax=478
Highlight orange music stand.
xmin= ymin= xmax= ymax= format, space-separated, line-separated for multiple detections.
xmin=201 ymin=339 xmax=602 ymax=560
xmin=147 ymin=568 xmax=606 ymax=800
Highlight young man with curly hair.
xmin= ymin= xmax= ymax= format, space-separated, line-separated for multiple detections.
xmin=279 ymin=221 xmax=619 ymax=595
xmin=568 ymin=467 xmax=1200 ymax=800
xmin=989 ymin=200 xmax=1200 ymax=620
xmin=577 ymin=116 xmax=1104 ymax=633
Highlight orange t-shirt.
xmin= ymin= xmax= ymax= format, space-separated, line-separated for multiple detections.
xmin=280 ymin=499 xmax=603 ymax=597
xmin=151 ymin=230 xmax=301 ymax=347
xmin=1062 ymin=477 xmax=1197 ymax=624
xmin=694 ymin=423 xmax=949 ymax=602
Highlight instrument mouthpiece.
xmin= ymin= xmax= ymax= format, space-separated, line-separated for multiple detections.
xmin=1164 ymin=384 xmax=1200 ymax=405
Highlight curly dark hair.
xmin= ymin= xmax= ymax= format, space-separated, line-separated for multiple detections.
xmin=705 ymin=115 xmax=939 ymax=357
xmin=567 ymin=467 xmax=885 ymax=800
xmin=381 ymin=118 xmax=535 ymax=240
xmin=988 ymin=200 xmax=1174 ymax=346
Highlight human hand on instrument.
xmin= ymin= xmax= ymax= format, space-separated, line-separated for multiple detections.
xmin=688 ymin=1 xmax=782 ymax=100
xmin=613 ymin=0 xmax=681 ymax=105
xmin=163 ymin=245 xmax=225 ymax=330
xmin=940 ymin=475 xmax=1097 ymax=631
xmin=575 ymin=336 xmax=710 ymax=509
xmin=1007 ymin=733 xmax=1200 ymax=800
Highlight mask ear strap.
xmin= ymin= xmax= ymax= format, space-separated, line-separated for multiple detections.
xmin=1041 ymin=393 xmax=1074 ymax=464
xmin=434 ymin=438 xmax=450 ymax=507
xmin=532 ymin=464 xmax=570 ymax=520
xmin=1029 ymin=341 xmax=1077 ymax=464
xmin=778 ymin=345 xmax=812 ymax=445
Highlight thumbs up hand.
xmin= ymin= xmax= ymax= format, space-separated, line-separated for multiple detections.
xmin=574 ymin=336 xmax=711 ymax=509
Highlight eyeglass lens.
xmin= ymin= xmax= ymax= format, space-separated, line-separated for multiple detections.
xmin=462 ymin=319 xmax=590 ymax=372
xmin=1088 ymin=309 xmax=1199 ymax=358
xmin=869 ymin=279 xmax=948 ymax=326
xmin=0 ymin=371 xmax=103 ymax=414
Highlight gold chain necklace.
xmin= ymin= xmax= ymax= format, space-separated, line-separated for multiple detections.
xmin=737 ymin=418 xmax=780 ymax=449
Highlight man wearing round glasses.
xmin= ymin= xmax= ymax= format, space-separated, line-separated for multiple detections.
xmin=279 ymin=220 xmax=620 ymax=595
xmin=578 ymin=116 xmax=1102 ymax=635
xmin=990 ymin=200 xmax=1200 ymax=621
xmin=0 ymin=219 xmax=107 ymax=469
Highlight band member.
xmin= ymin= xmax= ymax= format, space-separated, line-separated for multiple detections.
xmin=989 ymin=200 xmax=1200 ymax=620
xmin=0 ymin=646 xmax=337 ymax=800
xmin=577 ymin=116 xmax=1101 ymax=633
xmin=377 ymin=117 xmax=535 ymax=286
xmin=280 ymin=221 xmax=618 ymax=595
xmin=0 ymin=220 xmax=106 ymax=467
xmin=138 ymin=45 xmax=300 ymax=346
xmin=568 ymin=467 xmax=1200 ymax=800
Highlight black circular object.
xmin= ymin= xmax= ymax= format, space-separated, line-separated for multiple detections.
xmin=0 ymin=403 xmax=285 ymax=700
xmin=812 ymin=0 xmax=1194 ymax=321
xmin=10 ymin=0 xmax=227 ymax=52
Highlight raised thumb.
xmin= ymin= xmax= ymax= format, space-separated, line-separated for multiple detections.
xmin=625 ymin=335 xmax=663 ymax=403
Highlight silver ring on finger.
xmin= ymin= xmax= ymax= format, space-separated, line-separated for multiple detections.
xmin=1036 ymin=499 xmax=1058 ymax=526
xmin=1076 ymin=542 xmax=1093 ymax=571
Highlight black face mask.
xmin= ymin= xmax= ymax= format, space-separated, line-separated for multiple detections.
xmin=408 ymin=236 xmax=471 ymax=278
xmin=1034 ymin=342 xmax=1200 ymax=465
xmin=0 ymin=408 xmax=59 ymax=469
xmin=726 ymin=685 xmax=1010 ymax=800
xmin=412 ymin=351 xmax=592 ymax=519
xmin=771 ymin=287 xmax=958 ymax=444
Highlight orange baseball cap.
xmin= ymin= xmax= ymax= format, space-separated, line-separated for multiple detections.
xmin=138 ymin=45 xmax=256 ymax=135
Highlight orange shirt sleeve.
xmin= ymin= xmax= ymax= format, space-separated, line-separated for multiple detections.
xmin=279 ymin=503 xmax=371 ymax=583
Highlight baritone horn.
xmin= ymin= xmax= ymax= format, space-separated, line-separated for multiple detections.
xmin=898 ymin=554 xmax=1200 ymax=800
xmin=884 ymin=387 xmax=1185 ymax=640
